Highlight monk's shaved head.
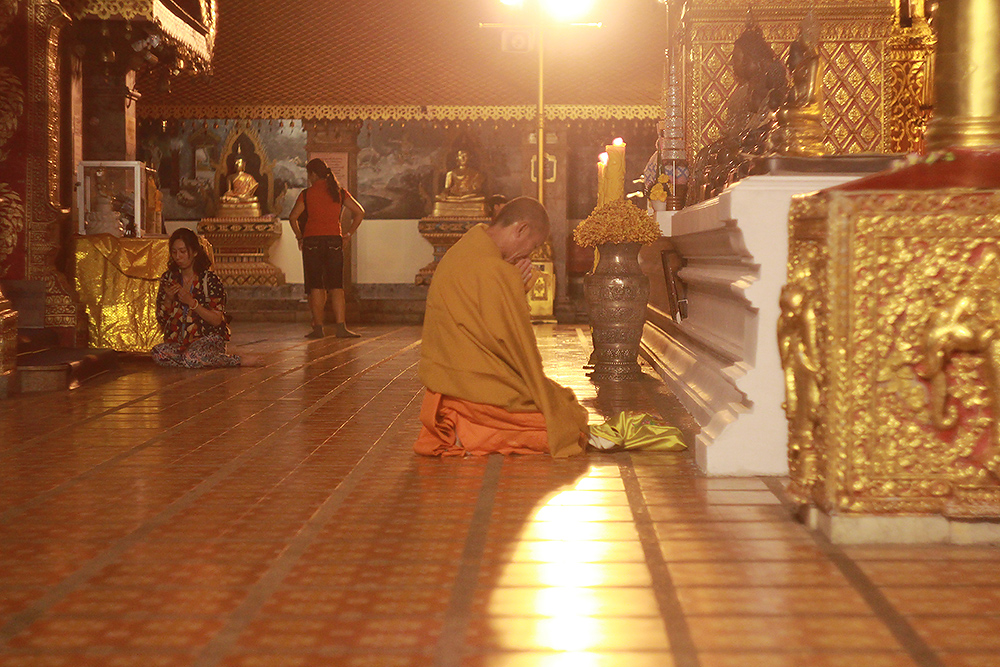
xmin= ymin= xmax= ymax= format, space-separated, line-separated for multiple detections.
xmin=485 ymin=196 xmax=550 ymax=263
xmin=492 ymin=196 xmax=550 ymax=235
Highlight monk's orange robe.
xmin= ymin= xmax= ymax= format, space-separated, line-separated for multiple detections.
xmin=414 ymin=390 xmax=550 ymax=456
xmin=415 ymin=224 xmax=588 ymax=458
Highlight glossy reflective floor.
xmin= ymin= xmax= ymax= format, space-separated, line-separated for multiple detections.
xmin=1 ymin=324 xmax=998 ymax=667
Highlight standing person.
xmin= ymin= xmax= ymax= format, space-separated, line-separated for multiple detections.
xmin=152 ymin=228 xmax=240 ymax=368
xmin=413 ymin=197 xmax=589 ymax=458
xmin=289 ymin=158 xmax=366 ymax=339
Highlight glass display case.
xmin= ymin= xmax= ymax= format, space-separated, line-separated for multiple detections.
xmin=76 ymin=161 xmax=162 ymax=238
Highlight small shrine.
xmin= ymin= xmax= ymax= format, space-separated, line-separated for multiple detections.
xmin=198 ymin=126 xmax=285 ymax=287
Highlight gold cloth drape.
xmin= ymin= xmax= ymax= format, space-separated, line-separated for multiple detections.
xmin=72 ymin=235 xmax=213 ymax=352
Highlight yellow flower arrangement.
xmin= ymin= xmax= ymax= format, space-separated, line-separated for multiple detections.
xmin=573 ymin=198 xmax=661 ymax=248
xmin=648 ymin=174 xmax=671 ymax=202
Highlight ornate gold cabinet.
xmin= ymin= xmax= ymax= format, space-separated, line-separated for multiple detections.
xmin=784 ymin=151 xmax=1000 ymax=543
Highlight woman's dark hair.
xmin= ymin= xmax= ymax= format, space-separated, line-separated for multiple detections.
xmin=167 ymin=227 xmax=212 ymax=275
xmin=306 ymin=158 xmax=342 ymax=203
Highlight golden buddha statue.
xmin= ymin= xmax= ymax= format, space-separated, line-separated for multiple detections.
xmin=774 ymin=12 xmax=827 ymax=157
xmin=432 ymin=149 xmax=487 ymax=217
xmin=218 ymin=157 xmax=262 ymax=217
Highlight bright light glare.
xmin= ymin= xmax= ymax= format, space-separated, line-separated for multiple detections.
xmin=544 ymin=0 xmax=596 ymax=22
xmin=599 ymin=151 xmax=609 ymax=165
xmin=612 ymin=136 xmax=625 ymax=146
xmin=534 ymin=616 xmax=602 ymax=651
xmin=500 ymin=0 xmax=524 ymax=6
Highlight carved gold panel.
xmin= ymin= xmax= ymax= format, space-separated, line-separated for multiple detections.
xmin=786 ymin=187 xmax=1000 ymax=518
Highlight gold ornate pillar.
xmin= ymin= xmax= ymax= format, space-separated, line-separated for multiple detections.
xmin=26 ymin=0 xmax=80 ymax=344
xmin=885 ymin=0 xmax=936 ymax=153
xmin=925 ymin=0 xmax=1000 ymax=150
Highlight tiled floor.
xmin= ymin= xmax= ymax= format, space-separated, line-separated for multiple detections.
xmin=1 ymin=323 xmax=998 ymax=667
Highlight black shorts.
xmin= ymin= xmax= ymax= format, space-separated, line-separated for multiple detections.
xmin=302 ymin=235 xmax=344 ymax=291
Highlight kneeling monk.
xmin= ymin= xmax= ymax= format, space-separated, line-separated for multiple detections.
xmin=414 ymin=197 xmax=588 ymax=458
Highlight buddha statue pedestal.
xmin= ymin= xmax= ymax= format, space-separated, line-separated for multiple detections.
xmin=216 ymin=201 xmax=262 ymax=219
xmin=415 ymin=210 xmax=489 ymax=286
xmin=784 ymin=150 xmax=1000 ymax=544
xmin=197 ymin=214 xmax=285 ymax=286
xmin=430 ymin=199 xmax=487 ymax=219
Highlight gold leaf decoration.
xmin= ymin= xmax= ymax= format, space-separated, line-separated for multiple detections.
xmin=0 ymin=66 xmax=24 ymax=161
xmin=0 ymin=183 xmax=24 ymax=269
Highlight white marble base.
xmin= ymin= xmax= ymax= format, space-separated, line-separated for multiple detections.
xmin=807 ymin=508 xmax=1000 ymax=545
xmin=643 ymin=174 xmax=873 ymax=476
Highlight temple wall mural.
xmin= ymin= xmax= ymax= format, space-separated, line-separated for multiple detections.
xmin=138 ymin=119 xmax=657 ymax=224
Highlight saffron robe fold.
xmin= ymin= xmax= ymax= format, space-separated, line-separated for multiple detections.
xmin=414 ymin=390 xmax=550 ymax=456
xmin=417 ymin=224 xmax=588 ymax=458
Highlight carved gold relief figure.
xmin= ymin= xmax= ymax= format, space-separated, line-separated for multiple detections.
xmin=921 ymin=247 xmax=1000 ymax=483
xmin=779 ymin=282 xmax=822 ymax=502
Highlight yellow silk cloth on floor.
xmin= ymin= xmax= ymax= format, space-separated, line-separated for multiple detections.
xmin=589 ymin=411 xmax=687 ymax=451
xmin=419 ymin=224 xmax=588 ymax=458
xmin=72 ymin=235 xmax=213 ymax=352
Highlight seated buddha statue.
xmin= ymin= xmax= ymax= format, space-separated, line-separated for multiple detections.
xmin=432 ymin=150 xmax=487 ymax=217
xmin=218 ymin=157 xmax=262 ymax=217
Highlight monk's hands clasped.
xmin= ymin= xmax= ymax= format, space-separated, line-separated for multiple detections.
xmin=514 ymin=258 xmax=534 ymax=290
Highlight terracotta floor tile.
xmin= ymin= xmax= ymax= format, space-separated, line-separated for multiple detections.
xmin=50 ymin=586 xmax=250 ymax=616
xmin=472 ymin=586 xmax=661 ymax=617
xmin=686 ymin=616 xmax=900 ymax=651
xmin=484 ymin=562 xmax=654 ymax=588
xmin=934 ymin=653 xmax=1000 ymax=667
xmin=492 ymin=540 xmax=647 ymax=564
xmin=465 ymin=617 xmax=670 ymax=651
xmin=658 ymin=539 xmax=826 ymax=562
xmin=236 ymin=616 xmax=442 ymax=650
xmin=460 ymin=652 xmax=676 ymax=667
xmin=857 ymin=561 xmax=1000 ymax=587
xmin=261 ymin=587 xmax=452 ymax=617
xmin=908 ymin=616 xmax=1000 ymax=650
xmin=220 ymin=654 xmax=430 ymax=667
xmin=880 ymin=586 xmax=1000 ymax=616
xmin=8 ymin=616 xmax=226 ymax=649
xmin=696 ymin=652 xmax=920 ymax=667
xmin=668 ymin=561 xmax=850 ymax=587
xmin=654 ymin=521 xmax=813 ymax=541
xmin=0 ymin=654 xmax=198 ymax=667
xmin=502 ymin=522 xmax=640 ymax=542
xmin=675 ymin=586 xmax=873 ymax=616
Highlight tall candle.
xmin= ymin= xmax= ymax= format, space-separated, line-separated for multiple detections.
xmin=605 ymin=137 xmax=626 ymax=202
xmin=597 ymin=153 xmax=608 ymax=207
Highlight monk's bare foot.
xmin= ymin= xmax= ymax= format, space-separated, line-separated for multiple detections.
xmin=334 ymin=323 xmax=360 ymax=338
xmin=305 ymin=325 xmax=325 ymax=339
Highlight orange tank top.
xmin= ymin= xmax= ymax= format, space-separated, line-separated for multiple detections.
xmin=302 ymin=182 xmax=346 ymax=237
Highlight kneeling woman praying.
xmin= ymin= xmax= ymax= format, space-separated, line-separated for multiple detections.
xmin=151 ymin=228 xmax=240 ymax=368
